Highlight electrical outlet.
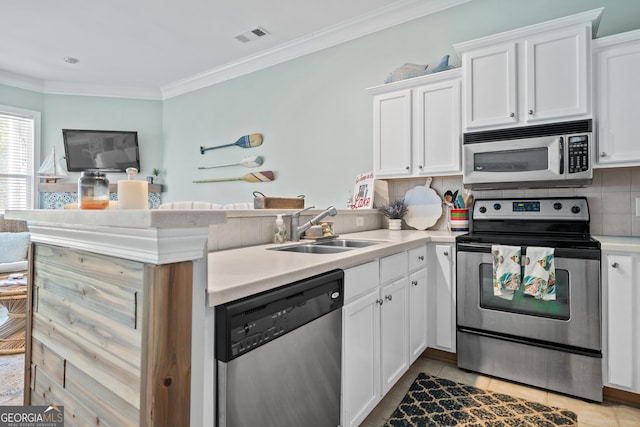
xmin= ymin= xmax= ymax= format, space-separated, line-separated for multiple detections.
xmin=636 ymin=197 xmax=640 ymax=217
xmin=356 ymin=216 xmax=364 ymax=227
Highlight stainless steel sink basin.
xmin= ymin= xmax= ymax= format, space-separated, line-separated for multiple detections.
xmin=313 ymin=239 xmax=384 ymax=248
xmin=269 ymin=238 xmax=385 ymax=254
xmin=270 ymin=244 xmax=353 ymax=254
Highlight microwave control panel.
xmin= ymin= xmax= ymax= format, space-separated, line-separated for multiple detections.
xmin=567 ymin=135 xmax=589 ymax=173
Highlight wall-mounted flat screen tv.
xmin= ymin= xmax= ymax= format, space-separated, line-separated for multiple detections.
xmin=62 ymin=129 xmax=141 ymax=172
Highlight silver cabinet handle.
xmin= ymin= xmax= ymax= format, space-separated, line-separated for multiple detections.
xmin=385 ymin=294 xmax=393 ymax=301
xmin=418 ymin=255 xmax=424 ymax=261
xmin=528 ymin=109 xmax=534 ymax=115
xmin=611 ymin=262 xmax=619 ymax=268
xmin=418 ymin=165 xmax=423 ymax=169
xmin=412 ymin=280 xmax=418 ymax=286
xmin=509 ymin=112 xmax=515 ymax=117
xmin=443 ymin=251 xmax=449 ymax=256
xmin=376 ymin=298 xmax=384 ymax=305
xmin=600 ymin=152 xmax=607 ymax=157
xmin=405 ymin=166 xmax=410 ymax=170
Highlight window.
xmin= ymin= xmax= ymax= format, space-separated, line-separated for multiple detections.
xmin=0 ymin=105 xmax=40 ymax=210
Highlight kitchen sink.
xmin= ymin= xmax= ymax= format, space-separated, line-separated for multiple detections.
xmin=270 ymin=244 xmax=354 ymax=254
xmin=269 ymin=239 xmax=385 ymax=254
xmin=313 ymin=239 xmax=384 ymax=248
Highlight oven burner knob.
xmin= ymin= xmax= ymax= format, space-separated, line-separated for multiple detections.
xmin=571 ymin=205 xmax=581 ymax=214
xmin=493 ymin=203 xmax=501 ymax=210
xmin=479 ymin=206 xmax=487 ymax=213
xmin=553 ymin=202 xmax=563 ymax=210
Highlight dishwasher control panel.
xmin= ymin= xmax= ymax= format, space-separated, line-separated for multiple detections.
xmin=215 ymin=269 xmax=344 ymax=362
xmin=230 ymin=305 xmax=295 ymax=357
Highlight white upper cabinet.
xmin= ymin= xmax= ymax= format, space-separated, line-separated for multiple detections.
xmin=372 ymin=89 xmax=413 ymax=177
xmin=454 ymin=8 xmax=602 ymax=131
xmin=414 ymin=79 xmax=461 ymax=175
xmin=593 ymin=30 xmax=640 ymax=167
xmin=368 ymin=69 xmax=462 ymax=179
xmin=460 ymin=42 xmax=517 ymax=128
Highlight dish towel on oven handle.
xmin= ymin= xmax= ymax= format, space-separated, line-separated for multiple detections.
xmin=524 ymin=246 xmax=556 ymax=300
xmin=492 ymin=245 xmax=521 ymax=301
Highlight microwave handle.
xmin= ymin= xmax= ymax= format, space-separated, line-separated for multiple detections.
xmin=559 ymin=137 xmax=564 ymax=175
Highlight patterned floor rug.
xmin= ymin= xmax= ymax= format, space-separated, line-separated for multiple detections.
xmin=385 ymin=373 xmax=577 ymax=426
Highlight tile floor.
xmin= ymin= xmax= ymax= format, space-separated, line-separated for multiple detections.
xmin=361 ymin=356 xmax=640 ymax=427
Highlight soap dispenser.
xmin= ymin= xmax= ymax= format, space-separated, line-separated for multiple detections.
xmin=273 ymin=214 xmax=287 ymax=243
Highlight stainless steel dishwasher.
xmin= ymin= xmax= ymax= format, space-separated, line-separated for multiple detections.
xmin=215 ymin=269 xmax=344 ymax=427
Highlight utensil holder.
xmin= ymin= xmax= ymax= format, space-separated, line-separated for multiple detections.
xmin=449 ymin=208 xmax=469 ymax=232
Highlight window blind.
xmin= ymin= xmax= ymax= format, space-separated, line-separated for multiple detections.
xmin=0 ymin=111 xmax=35 ymax=210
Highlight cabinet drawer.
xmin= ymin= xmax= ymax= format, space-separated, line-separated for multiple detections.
xmin=344 ymin=260 xmax=380 ymax=302
xmin=408 ymin=246 xmax=427 ymax=272
xmin=380 ymin=252 xmax=408 ymax=284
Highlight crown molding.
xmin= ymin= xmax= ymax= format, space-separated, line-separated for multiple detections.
xmin=0 ymin=69 xmax=44 ymax=93
xmin=0 ymin=69 xmax=162 ymax=100
xmin=43 ymin=81 xmax=162 ymax=100
xmin=161 ymin=0 xmax=471 ymax=99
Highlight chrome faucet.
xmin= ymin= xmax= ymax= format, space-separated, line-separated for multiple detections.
xmin=291 ymin=205 xmax=338 ymax=241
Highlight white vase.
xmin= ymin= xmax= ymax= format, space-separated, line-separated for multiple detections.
xmin=388 ymin=219 xmax=402 ymax=230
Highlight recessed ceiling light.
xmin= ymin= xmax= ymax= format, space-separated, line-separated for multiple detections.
xmin=63 ymin=57 xmax=79 ymax=64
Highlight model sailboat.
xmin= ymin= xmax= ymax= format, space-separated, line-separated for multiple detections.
xmin=37 ymin=147 xmax=68 ymax=183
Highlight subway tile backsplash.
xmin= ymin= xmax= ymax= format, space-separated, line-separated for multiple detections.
xmin=385 ymin=166 xmax=640 ymax=237
xmin=204 ymin=167 xmax=640 ymax=251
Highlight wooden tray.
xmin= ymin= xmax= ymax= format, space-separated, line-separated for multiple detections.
xmin=253 ymin=192 xmax=305 ymax=209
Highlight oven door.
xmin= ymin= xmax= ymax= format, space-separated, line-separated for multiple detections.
xmin=463 ymin=135 xmax=563 ymax=185
xmin=457 ymin=243 xmax=601 ymax=351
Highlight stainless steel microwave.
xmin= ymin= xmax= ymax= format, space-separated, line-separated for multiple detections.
xmin=462 ymin=120 xmax=592 ymax=189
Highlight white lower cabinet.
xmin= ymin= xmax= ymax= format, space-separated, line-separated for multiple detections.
xmin=342 ymin=246 xmax=427 ymax=427
xmin=380 ymin=277 xmax=409 ymax=394
xmin=602 ymin=251 xmax=640 ymax=392
xmin=428 ymin=243 xmax=456 ymax=353
xmin=408 ymin=245 xmax=428 ymax=363
xmin=343 ymin=288 xmax=381 ymax=427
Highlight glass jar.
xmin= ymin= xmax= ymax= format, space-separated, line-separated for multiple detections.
xmin=78 ymin=170 xmax=109 ymax=209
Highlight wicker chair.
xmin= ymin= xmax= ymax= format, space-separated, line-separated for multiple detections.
xmin=0 ymin=214 xmax=29 ymax=355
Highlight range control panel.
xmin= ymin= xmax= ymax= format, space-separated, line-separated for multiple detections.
xmin=473 ymin=197 xmax=589 ymax=221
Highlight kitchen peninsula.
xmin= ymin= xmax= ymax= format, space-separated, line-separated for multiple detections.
xmin=5 ymin=209 xmax=225 ymax=427
xmin=7 ymin=208 xmax=459 ymax=427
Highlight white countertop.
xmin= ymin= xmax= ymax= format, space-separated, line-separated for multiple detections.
xmin=594 ymin=235 xmax=640 ymax=253
xmin=5 ymin=209 xmax=227 ymax=229
xmin=207 ymin=229 xmax=457 ymax=306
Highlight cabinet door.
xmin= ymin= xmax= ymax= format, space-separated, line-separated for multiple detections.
xmin=604 ymin=254 xmax=637 ymax=391
xmin=462 ymin=42 xmax=517 ymax=129
xmin=342 ymin=290 xmax=381 ymax=427
xmin=525 ymin=25 xmax=589 ymax=123
xmin=380 ymin=278 xmax=409 ymax=394
xmin=414 ymin=79 xmax=461 ymax=175
xmin=373 ymin=90 xmax=413 ymax=177
xmin=409 ymin=267 xmax=428 ymax=363
xmin=595 ymin=36 xmax=640 ymax=166
xmin=433 ymin=244 xmax=455 ymax=352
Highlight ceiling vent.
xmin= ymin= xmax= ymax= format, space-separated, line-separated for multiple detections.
xmin=235 ymin=27 xmax=270 ymax=43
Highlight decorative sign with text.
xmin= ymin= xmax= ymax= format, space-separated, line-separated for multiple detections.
xmin=352 ymin=172 xmax=375 ymax=209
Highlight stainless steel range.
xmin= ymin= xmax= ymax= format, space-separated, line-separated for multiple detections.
xmin=456 ymin=197 xmax=602 ymax=402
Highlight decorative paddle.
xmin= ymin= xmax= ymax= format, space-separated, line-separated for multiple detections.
xmin=197 ymin=155 xmax=264 ymax=170
xmin=193 ymin=171 xmax=275 ymax=184
xmin=200 ymin=133 xmax=263 ymax=154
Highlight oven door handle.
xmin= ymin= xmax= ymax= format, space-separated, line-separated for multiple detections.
xmin=456 ymin=242 xmax=493 ymax=253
